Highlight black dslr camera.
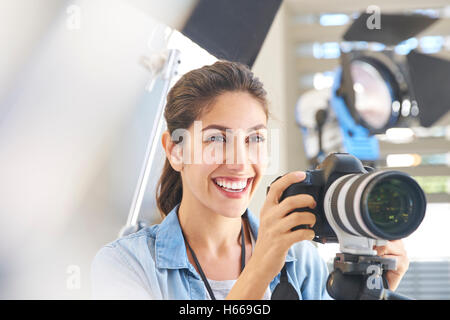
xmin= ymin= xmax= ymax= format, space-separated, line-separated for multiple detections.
xmin=271 ymin=153 xmax=426 ymax=255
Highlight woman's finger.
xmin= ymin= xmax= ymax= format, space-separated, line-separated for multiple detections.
xmin=266 ymin=171 xmax=306 ymax=205
xmin=277 ymin=194 xmax=316 ymax=217
xmin=284 ymin=228 xmax=315 ymax=244
xmin=278 ymin=211 xmax=316 ymax=233
xmin=374 ymin=240 xmax=406 ymax=257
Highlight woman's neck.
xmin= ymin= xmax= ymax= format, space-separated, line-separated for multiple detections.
xmin=177 ymin=195 xmax=253 ymax=281
xmin=178 ymin=198 xmax=244 ymax=254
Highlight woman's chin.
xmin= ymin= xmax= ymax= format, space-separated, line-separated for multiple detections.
xmin=208 ymin=177 xmax=256 ymax=216
xmin=210 ymin=201 xmax=249 ymax=219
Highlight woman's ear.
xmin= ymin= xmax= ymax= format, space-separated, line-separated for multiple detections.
xmin=162 ymin=130 xmax=183 ymax=172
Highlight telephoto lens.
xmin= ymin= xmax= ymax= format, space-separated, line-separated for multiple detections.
xmin=325 ymin=170 xmax=426 ymax=241
xmin=275 ymin=153 xmax=427 ymax=244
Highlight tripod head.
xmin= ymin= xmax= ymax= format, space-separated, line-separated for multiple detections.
xmin=326 ymin=253 xmax=412 ymax=300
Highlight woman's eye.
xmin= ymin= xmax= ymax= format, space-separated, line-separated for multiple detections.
xmin=206 ymin=135 xmax=226 ymax=143
xmin=247 ymin=135 xmax=266 ymax=143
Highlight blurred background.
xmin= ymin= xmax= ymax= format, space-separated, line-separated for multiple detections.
xmin=0 ymin=0 xmax=449 ymax=299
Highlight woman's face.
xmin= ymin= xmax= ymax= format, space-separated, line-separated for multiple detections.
xmin=178 ymin=91 xmax=268 ymax=218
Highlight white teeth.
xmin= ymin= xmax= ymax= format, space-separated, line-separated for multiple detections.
xmin=214 ymin=178 xmax=249 ymax=191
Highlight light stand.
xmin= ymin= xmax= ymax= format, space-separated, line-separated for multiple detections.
xmin=119 ymin=49 xmax=181 ymax=238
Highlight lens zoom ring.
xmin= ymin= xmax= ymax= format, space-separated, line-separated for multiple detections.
xmin=330 ymin=175 xmax=359 ymax=236
xmin=345 ymin=174 xmax=373 ymax=238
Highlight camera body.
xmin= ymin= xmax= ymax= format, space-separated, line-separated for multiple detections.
xmin=273 ymin=153 xmax=426 ymax=255
xmin=279 ymin=153 xmax=368 ymax=244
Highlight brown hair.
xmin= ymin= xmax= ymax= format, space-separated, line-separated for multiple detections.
xmin=156 ymin=60 xmax=269 ymax=216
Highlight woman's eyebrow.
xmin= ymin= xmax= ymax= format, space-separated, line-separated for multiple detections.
xmin=247 ymin=124 xmax=267 ymax=132
xmin=201 ymin=124 xmax=267 ymax=132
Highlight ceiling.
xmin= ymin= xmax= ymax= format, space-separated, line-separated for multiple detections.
xmin=284 ymin=0 xmax=450 ymax=14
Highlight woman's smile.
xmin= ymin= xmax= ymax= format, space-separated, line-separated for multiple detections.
xmin=211 ymin=176 xmax=254 ymax=199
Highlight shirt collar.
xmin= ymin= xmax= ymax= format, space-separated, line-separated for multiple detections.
xmin=154 ymin=204 xmax=296 ymax=269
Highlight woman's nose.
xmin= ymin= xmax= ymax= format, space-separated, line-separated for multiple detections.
xmin=225 ymin=134 xmax=247 ymax=169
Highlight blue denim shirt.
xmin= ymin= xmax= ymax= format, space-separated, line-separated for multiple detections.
xmin=91 ymin=204 xmax=331 ymax=300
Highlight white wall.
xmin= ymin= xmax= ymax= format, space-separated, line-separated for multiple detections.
xmin=0 ymin=0 xmax=171 ymax=299
xmin=250 ymin=3 xmax=308 ymax=216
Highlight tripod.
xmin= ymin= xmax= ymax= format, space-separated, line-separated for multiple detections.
xmin=326 ymin=253 xmax=412 ymax=300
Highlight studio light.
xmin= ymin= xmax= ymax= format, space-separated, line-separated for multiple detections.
xmin=336 ymin=12 xmax=450 ymax=134
xmin=337 ymin=50 xmax=417 ymax=135
xmin=325 ymin=12 xmax=450 ymax=162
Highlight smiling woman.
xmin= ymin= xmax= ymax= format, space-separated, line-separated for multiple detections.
xmin=161 ymin=90 xmax=269 ymax=220
xmin=156 ymin=61 xmax=269 ymax=217
xmin=91 ymin=60 xmax=331 ymax=300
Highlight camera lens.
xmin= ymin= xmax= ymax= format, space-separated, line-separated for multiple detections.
xmin=367 ymin=178 xmax=413 ymax=232
xmin=361 ymin=172 xmax=426 ymax=239
xmin=326 ymin=171 xmax=426 ymax=240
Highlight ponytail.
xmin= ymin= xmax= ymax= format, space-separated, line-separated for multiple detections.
xmin=156 ymin=160 xmax=183 ymax=217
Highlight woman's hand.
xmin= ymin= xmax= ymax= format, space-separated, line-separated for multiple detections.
xmin=373 ymin=240 xmax=409 ymax=291
xmin=250 ymin=171 xmax=317 ymax=281
xmin=227 ymin=171 xmax=316 ymax=300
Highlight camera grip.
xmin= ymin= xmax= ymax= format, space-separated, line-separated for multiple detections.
xmin=280 ymin=181 xmax=319 ymax=231
xmin=268 ymin=173 xmax=319 ymax=232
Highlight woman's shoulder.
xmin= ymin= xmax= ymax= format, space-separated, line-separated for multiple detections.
xmin=93 ymin=208 xmax=187 ymax=270
xmin=108 ymin=224 xmax=159 ymax=248
xmin=92 ymin=224 xmax=161 ymax=275
xmin=90 ymin=225 xmax=161 ymax=299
